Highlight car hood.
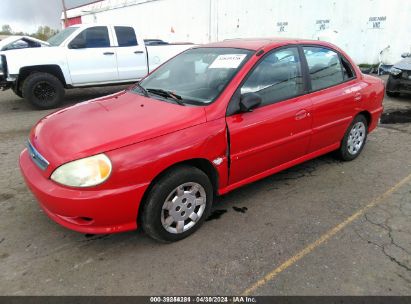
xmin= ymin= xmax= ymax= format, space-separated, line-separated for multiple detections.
xmin=394 ymin=57 xmax=411 ymax=70
xmin=29 ymin=91 xmax=207 ymax=168
xmin=0 ymin=35 xmax=49 ymax=51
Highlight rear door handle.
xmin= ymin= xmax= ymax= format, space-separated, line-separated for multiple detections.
xmin=134 ymin=50 xmax=144 ymax=54
xmin=103 ymin=52 xmax=115 ymax=55
xmin=354 ymin=93 xmax=362 ymax=101
xmin=295 ymin=109 xmax=310 ymax=120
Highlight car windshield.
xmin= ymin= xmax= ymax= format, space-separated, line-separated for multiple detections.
xmin=47 ymin=27 xmax=79 ymax=46
xmin=137 ymin=47 xmax=254 ymax=104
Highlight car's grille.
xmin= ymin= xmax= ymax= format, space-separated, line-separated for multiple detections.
xmin=27 ymin=141 xmax=49 ymax=171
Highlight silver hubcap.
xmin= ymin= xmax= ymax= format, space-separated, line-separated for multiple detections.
xmin=347 ymin=122 xmax=366 ymax=155
xmin=161 ymin=182 xmax=207 ymax=234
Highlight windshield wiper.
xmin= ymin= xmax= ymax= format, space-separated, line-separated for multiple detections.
xmin=135 ymin=82 xmax=149 ymax=97
xmin=146 ymin=88 xmax=185 ymax=106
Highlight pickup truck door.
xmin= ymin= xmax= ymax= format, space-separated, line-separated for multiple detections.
xmin=226 ymin=47 xmax=313 ymax=185
xmin=66 ymin=26 xmax=118 ymax=85
xmin=112 ymin=26 xmax=148 ymax=81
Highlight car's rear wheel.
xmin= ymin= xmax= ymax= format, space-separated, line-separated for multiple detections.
xmin=141 ymin=165 xmax=213 ymax=242
xmin=22 ymin=72 xmax=65 ymax=109
xmin=337 ymin=115 xmax=368 ymax=161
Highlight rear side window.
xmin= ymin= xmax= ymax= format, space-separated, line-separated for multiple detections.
xmin=241 ymin=47 xmax=304 ymax=106
xmin=341 ymin=56 xmax=355 ymax=80
xmin=303 ymin=47 xmax=344 ymax=91
xmin=115 ymin=27 xmax=138 ymax=47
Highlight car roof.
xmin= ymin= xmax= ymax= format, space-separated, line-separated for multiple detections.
xmin=202 ymin=38 xmax=331 ymax=51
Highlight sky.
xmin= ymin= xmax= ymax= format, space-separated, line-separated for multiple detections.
xmin=0 ymin=0 xmax=95 ymax=34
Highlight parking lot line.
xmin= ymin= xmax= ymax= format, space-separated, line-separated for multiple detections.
xmin=242 ymin=172 xmax=411 ymax=296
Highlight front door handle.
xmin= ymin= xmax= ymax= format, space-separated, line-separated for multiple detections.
xmin=134 ymin=50 xmax=144 ymax=54
xmin=103 ymin=52 xmax=115 ymax=55
xmin=295 ymin=109 xmax=310 ymax=120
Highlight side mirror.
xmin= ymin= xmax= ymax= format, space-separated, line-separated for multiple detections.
xmin=69 ymin=37 xmax=86 ymax=49
xmin=401 ymin=52 xmax=411 ymax=58
xmin=239 ymin=92 xmax=262 ymax=112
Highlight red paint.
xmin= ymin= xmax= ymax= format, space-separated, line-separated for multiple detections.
xmin=19 ymin=39 xmax=384 ymax=234
xmin=66 ymin=16 xmax=82 ymax=27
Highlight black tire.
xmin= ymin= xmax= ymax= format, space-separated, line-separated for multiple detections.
xmin=337 ymin=115 xmax=368 ymax=161
xmin=386 ymin=91 xmax=400 ymax=98
xmin=141 ymin=165 xmax=213 ymax=242
xmin=22 ymin=72 xmax=65 ymax=109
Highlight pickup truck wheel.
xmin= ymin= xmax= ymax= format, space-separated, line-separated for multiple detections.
xmin=22 ymin=73 xmax=65 ymax=109
xmin=337 ymin=115 xmax=368 ymax=161
xmin=386 ymin=91 xmax=399 ymax=98
xmin=141 ymin=166 xmax=213 ymax=242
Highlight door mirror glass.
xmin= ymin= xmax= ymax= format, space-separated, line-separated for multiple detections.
xmin=69 ymin=36 xmax=86 ymax=49
xmin=240 ymin=92 xmax=262 ymax=112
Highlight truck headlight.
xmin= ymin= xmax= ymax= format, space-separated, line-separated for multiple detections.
xmin=390 ymin=67 xmax=402 ymax=76
xmin=50 ymin=154 xmax=112 ymax=187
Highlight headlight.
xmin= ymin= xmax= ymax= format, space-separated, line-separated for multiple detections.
xmin=390 ymin=67 xmax=402 ymax=76
xmin=50 ymin=154 xmax=112 ymax=188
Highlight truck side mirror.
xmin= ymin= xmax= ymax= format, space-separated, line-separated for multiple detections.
xmin=69 ymin=36 xmax=86 ymax=49
xmin=239 ymin=92 xmax=262 ymax=112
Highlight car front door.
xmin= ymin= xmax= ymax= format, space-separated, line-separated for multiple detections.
xmin=113 ymin=26 xmax=148 ymax=81
xmin=66 ymin=26 xmax=118 ymax=85
xmin=226 ymin=47 xmax=313 ymax=185
xmin=302 ymin=46 xmax=360 ymax=153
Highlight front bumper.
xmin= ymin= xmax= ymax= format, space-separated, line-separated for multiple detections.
xmin=386 ymin=73 xmax=411 ymax=94
xmin=19 ymin=149 xmax=148 ymax=234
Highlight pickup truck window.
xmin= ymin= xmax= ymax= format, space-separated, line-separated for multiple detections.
xmin=71 ymin=26 xmax=110 ymax=48
xmin=241 ymin=47 xmax=304 ymax=106
xmin=138 ymin=47 xmax=253 ymax=104
xmin=115 ymin=26 xmax=138 ymax=47
xmin=48 ymin=27 xmax=78 ymax=46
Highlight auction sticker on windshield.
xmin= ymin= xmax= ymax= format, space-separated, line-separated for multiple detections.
xmin=209 ymin=54 xmax=247 ymax=69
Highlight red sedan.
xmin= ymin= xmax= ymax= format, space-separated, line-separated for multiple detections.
xmin=20 ymin=39 xmax=384 ymax=242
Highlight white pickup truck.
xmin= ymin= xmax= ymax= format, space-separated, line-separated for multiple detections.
xmin=0 ymin=24 xmax=194 ymax=109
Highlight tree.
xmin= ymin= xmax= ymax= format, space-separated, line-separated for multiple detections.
xmin=1 ymin=24 xmax=12 ymax=35
xmin=31 ymin=26 xmax=59 ymax=41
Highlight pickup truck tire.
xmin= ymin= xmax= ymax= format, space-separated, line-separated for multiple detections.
xmin=337 ymin=114 xmax=368 ymax=161
xmin=141 ymin=165 xmax=213 ymax=242
xmin=22 ymin=72 xmax=65 ymax=109
xmin=386 ymin=91 xmax=399 ymax=98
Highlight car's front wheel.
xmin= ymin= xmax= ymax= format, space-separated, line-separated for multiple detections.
xmin=337 ymin=115 xmax=368 ymax=161
xmin=141 ymin=165 xmax=213 ymax=242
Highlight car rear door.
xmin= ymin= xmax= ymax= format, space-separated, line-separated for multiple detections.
xmin=66 ymin=26 xmax=118 ymax=85
xmin=226 ymin=46 xmax=313 ymax=185
xmin=302 ymin=46 xmax=360 ymax=153
xmin=113 ymin=26 xmax=148 ymax=81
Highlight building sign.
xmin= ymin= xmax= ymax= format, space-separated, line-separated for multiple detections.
xmin=277 ymin=22 xmax=288 ymax=32
xmin=368 ymin=16 xmax=386 ymax=29
xmin=316 ymin=19 xmax=330 ymax=31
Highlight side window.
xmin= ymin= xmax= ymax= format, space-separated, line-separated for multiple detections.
xmin=115 ymin=26 xmax=138 ymax=47
xmin=340 ymin=55 xmax=355 ymax=80
xmin=241 ymin=47 xmax=303 ymax=106
xmin=303 ymin=47 xmax=344 ymax=91
xmin=71 ymin=26 xmax=110 ymax=48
